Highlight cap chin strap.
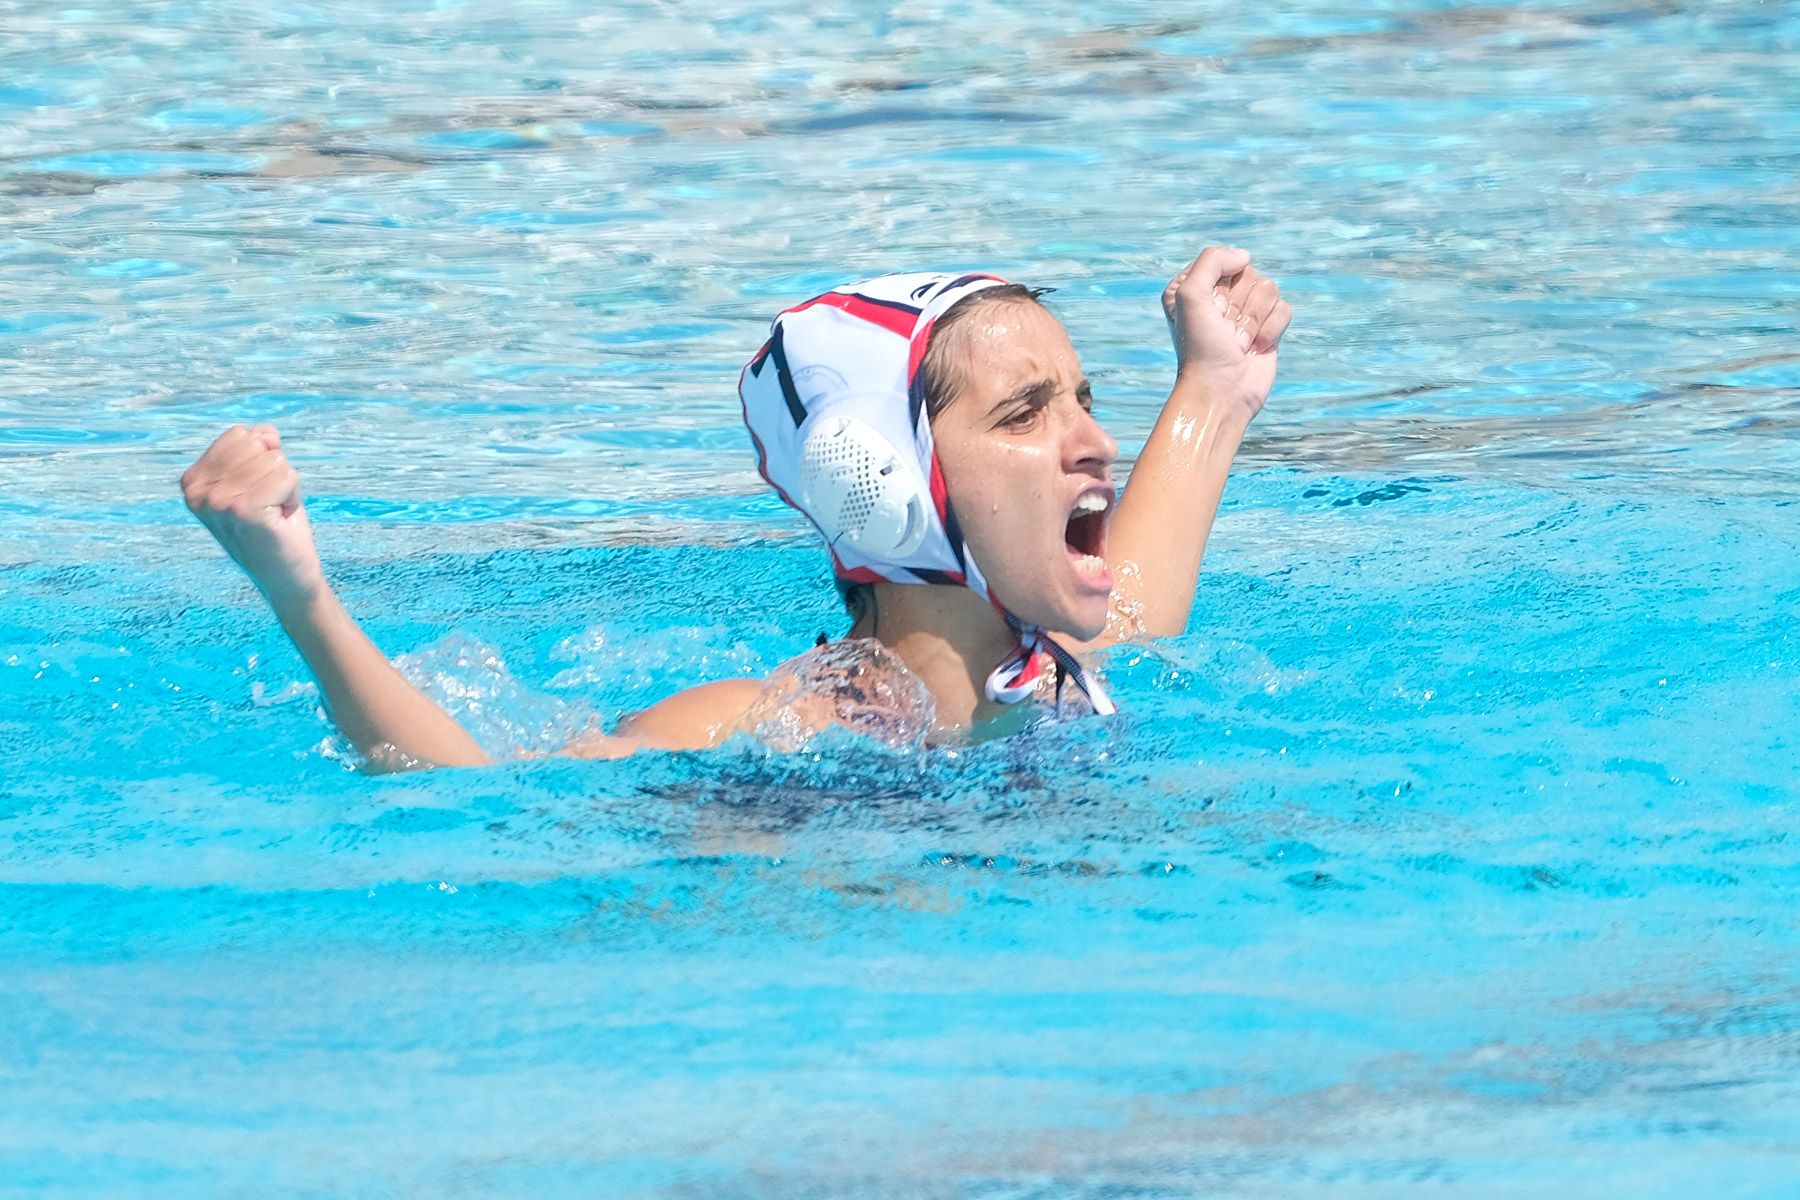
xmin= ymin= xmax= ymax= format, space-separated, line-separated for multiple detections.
xmin=984 ymin=613 xmax=1118 ymax=717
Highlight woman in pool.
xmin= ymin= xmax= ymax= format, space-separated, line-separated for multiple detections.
xmin=181 ymin=246 xmax=1288 ymax=767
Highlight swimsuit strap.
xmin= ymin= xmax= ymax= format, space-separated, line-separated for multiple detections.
xmin=984 ymin=615 xmax=1117 ymax=717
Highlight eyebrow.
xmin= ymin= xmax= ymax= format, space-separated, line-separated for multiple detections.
xmin=989 ymin=378 xmax=1091 ymax=417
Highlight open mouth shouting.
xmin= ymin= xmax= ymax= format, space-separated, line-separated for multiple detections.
xmin=1064 ymin=486 xmax=1115 ymax=593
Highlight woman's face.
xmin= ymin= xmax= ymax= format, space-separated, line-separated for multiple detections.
xmin=930 ymin=301 xmax=1119 ymax=639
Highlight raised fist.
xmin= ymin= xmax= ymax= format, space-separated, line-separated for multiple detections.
xmin=1162 ymin=246 xmax=1292 ymax=417
xmin=180 ymin=424 xmax=325 ymax=614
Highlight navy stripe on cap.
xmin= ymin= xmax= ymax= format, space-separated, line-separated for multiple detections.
xmin=766 ymin=324 xmax=807 ymax=426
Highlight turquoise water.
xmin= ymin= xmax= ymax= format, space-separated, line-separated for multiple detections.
xmin=3 ymin=1 xmax=1798 ymax=1195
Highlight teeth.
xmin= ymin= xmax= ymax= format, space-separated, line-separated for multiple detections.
xmin=1072 ymin=492 xmax=1110 ymax=515
xmin=1071 ymin=553 xmax=1107 ymax=577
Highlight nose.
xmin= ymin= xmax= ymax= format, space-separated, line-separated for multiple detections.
xmin=1066 ymin=403 xmax=1117 ymax=476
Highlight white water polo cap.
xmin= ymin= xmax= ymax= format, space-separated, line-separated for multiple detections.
xmin=738 ymin=271 xmax=1116 ymax=716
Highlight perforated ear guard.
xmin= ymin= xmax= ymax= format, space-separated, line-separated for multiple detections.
xmin=798 ymin=414 xmax=930 ymax=559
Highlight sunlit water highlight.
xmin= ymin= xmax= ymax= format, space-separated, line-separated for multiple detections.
xmin=2 ymin=1 xmax=1797 ymax=1196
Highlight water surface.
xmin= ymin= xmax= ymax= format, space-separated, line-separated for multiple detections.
xmin=2 ymin=1 xmax=1797 ymax=1196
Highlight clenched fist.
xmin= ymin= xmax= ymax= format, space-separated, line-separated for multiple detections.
xmin=1162 ymin=246 xmax=1292 ymax=419
xmin=180 ymin=424 xmax=326 ymax=614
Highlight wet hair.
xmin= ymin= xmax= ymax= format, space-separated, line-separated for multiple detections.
xmin=842 ymin=578 xmax=878 ymax=637
xmin=838 ymin=283 xmax=1052 ymax=628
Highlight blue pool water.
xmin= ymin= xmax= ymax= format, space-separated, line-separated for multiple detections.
xmin=3 ymin=1 xmax=1798 ymax=1195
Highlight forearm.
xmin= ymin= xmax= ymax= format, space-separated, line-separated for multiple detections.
xmin=1107 ymin=377 xmax=1253 ymax=637
xmin=274 ymin=588 xmax=491 ymax=769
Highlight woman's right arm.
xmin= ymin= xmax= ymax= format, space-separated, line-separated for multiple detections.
xmin=181 ymin=425 xmax=490 ymax=770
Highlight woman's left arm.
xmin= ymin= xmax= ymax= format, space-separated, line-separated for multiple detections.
xmin=1081 ymin=246 xmax=1292 ymax=648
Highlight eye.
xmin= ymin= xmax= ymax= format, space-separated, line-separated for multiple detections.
xmin=999 ymin=405 xmax=1042 ymax=430
xmin=1077 ymin=384 xmax=1094 ymax=412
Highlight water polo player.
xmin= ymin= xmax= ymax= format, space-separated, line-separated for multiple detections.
xmin=179 ymin=246 xmax=1288 ymax=767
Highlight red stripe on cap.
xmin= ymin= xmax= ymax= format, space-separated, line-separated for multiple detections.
xmin=928 ymin=451 xmax=951 ymax=525
xmin=785 ymin=291 xmax=917 ymax=340
xmin=831 ymin=558 xmax=885 ymax=586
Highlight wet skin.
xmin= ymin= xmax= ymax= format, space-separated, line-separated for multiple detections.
xmin=928 ymin=301 xmax=1120 ymax=641
xmin=180 ymin=248 xmax=1289 ymax=762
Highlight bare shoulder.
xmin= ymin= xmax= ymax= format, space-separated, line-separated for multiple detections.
xmin=740 ymin=638 xmax=936 ymax=749
xmin=562 ymin=638 xmax=935 ymax=760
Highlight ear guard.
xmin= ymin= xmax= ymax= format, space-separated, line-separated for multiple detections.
xmin=799 ymin=414 xmax=931 ymax=560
